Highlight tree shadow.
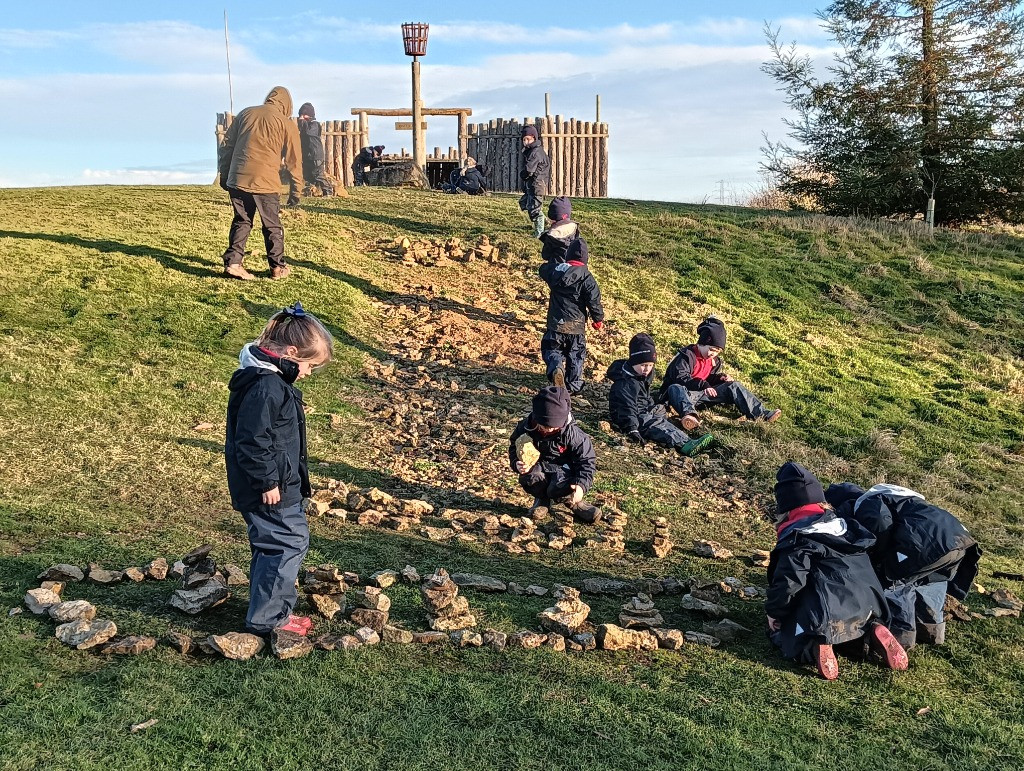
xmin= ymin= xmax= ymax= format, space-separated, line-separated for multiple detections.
xmin=0 ymin=230 xmax=216 ymax=279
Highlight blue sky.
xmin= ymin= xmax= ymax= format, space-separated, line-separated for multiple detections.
xmin=0 ymin=1 xmax=833 ymax=201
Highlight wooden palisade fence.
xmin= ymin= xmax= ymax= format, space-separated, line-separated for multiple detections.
xmin=467 ymin=116 xmax=609 ymax=197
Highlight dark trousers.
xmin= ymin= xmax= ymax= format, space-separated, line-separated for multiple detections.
xmin=304 ymin=163 xmax=334 ymax=196
xmin=353 ymin=165 xmax=369 ymax=186
xmin=542 ymin=331 xmax=586 ymax=393
xmin=638 ymin=410 xmax=691 ymax=449
xmin=519 ymin=464 xmax=574 ymax=502
xmin=663 ymin=381 xmax=770 ymax=420
xmin=242 ymin=502 xmax=308 ymax=634
xmin=519 ymin=186 xmax=544 ymax=218
xmin=223 ymin=189 xmax=286 ymax=269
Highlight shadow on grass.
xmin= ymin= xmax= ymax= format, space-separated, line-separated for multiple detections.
xmin=301 ymin=204 xmax=450 ymax=237
xmin=0 ymin=230 xmax=216 ymax=279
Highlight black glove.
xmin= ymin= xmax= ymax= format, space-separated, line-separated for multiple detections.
xmin=520 ymin=170 xmax=531 ymax=181
xmin=286 ymin=196 xmax=300 ymax=208
xmin=626 ymin=431 xmax=646 ymax=446
xmin=219 ymin=176 xmax=230 ymax=192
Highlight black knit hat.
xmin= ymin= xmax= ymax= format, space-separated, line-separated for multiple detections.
xmin=548 ymin=196 xmax=572 ymax=221
xmin=774 ymin=461 xmax=826 ymax=517
xmin=566 ymin=238 xmax=589 ymax=265
xmin=373 ymin=145 xmax=385 ymax=153
xmin=298 ymin=102 xmax=315 ymax=119
xmin=531 ymin=385 xmax=571 ymax=428
xmin=696 ymin=316 xmax=727 ymax=349
xmin=628 ymin=333 xmax=657 ymax=365
xmin=824 ymin=482 xmax=864 ymax=517
xmin=522 ymin=125 xmax=539 ymax=139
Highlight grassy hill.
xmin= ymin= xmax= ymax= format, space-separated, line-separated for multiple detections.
xmin=0 ymin=185 xmax=1022 ymax=770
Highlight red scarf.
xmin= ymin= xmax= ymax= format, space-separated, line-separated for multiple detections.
xmin=776 ymin=503 xmax=826 ymax=537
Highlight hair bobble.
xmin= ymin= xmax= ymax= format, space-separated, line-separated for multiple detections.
xmin=283 ymin=302 xmax=306 ymax=318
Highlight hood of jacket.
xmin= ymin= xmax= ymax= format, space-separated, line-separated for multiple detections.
xmin=544 ymin=260 xmax=589 ymax=289
xmin=228 ymin=343 xmax=282 ymax=393
xmin=782 ymin=509 xmax=877 ymax=553
xmin=545 ymin=221 xmax=579 ymax=243
xmin=264 ymin=86 xmax=293 ymax=117
xmin=605 ymin=358 xmax=650 ymax=385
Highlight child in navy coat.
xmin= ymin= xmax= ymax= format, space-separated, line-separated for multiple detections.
xmin=766 ymin=462 xmax=909 ymax=680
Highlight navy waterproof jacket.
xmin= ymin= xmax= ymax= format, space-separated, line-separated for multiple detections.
xmin=605 ymin=359 xmax=656 ymax=434
xmin=659 ymin=344 xmax=728 ymax=400
xmin=827 ymin=483 xmax=981 ymax=600
xmin=299 ymin=119 xmax=326 ymax=179
xmin=508 ymin=415 xmax=596 ymax=492
xmin=766 ymin=509 xmax=889 ymax=658
xmin=540 ymin=221 xmax=582 ymax=263
xmin=521 ymin=142 xmax=550 ymax=196
xmin=225 ymin=345 xmax=310 ymax=513
xmin=538 ymin=260 xmax=604 ymax=336
xmin=457 ymin=167 xmax=486 ymax=194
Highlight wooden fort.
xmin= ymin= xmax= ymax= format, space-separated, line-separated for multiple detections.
xmin=215 ymin=105 xmax=609 ymax=196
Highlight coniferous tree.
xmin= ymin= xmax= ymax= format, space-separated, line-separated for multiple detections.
xmin=763 ymin=0 xmax=1024 ymax=224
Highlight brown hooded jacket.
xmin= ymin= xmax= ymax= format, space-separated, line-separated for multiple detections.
xmin=219 ymin=86 xmax=302 ymax=194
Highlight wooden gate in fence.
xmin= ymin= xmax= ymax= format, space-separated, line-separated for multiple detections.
xmin=467 ymin=116 xmax=609 ymax=198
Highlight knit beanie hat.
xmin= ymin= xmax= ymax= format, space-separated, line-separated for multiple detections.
xmin=696 ymin=316 xmax=727 ymax=349
xmin=774 ymin=461 xmax=826 ymax=516
xmin=373 ymin=145 xmax=385 ymax=153
xmin=522 ymin=125 xmax=539 ymax=139
xmin=824 ymin=482 xmax=865 ymax=517
xmin=566 ymin=238 xmax=589 ymax=265
xmin=531 ymin=385 xmax=571 ymax=428
xmin=628 ymin=333 xmax=657 ymax=365
xmin=548 ymin=196 xmax=572 ymax=222
xmin=298 ymin=102 xmax=315 ymax=119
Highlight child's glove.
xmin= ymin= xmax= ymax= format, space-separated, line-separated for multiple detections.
xmin=626 ymin=430 xmax=646 ymax=446
xmin=520 ymin=170 xmax=531 ymax=180
xmin=592 ymin=321 xmax=604 ymax=331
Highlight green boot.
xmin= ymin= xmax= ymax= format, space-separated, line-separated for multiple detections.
xmin=679 ymin=433 xmax=714 ymax=457
xmin=534 ymin=214 xmax=546 ymax=238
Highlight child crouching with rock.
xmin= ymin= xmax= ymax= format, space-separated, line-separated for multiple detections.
xmin=509 ymin=385 xmax=600 ymax=523
xmin=766 ymin=461 xmax=909 ymax=680
xmin=225 ymin=302 xmax=333 ymax=638
xmin=606 ymin=333 xmax=714 ymax=456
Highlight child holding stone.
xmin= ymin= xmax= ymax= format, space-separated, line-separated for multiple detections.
xmin=509 ymin=385 xmax=600 ymax=523
xmin=766 ymin=461 xmax=909 ymax=680
xmin=659 ymin=316 xmax=781 ymax=430
xmin=606 ymin=333 xmax=714 ymax=456
xmin=225 ymin=302 xmax=333 ymax=637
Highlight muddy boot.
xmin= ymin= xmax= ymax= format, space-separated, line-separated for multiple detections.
xmin=552 ymin=366 xmax=566 ymax=389
xmin=270 ymin=265 xmax=292 ymax=280
xmin=568 ymin=500 xmax=602 ymax=524
xmin=529 ymin=497 xmax=550 ymax=520
xmin=223 ymin=263 xmax=255 ymax=281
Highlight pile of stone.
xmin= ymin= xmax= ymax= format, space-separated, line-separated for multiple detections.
xmin=386 ymin=235 xmax=505 ymax=267
xmin=420 ymin=568 xmax=477 ymax=631
xmin=349 ymin=586 xmax=391 ymax=632
xmin=168 ymin=545 xmax=230 ymax=615
xmin=585 ymin=508 xmax=627 ymax=552
xmin=546 ymin=520 xmax=576 ymax=551
xmin=503 ymin=517 xmax=542 ymax=554
xmin=316 ymin=483 xmax=435 ymax=533
xmin=680 ymin=584 xmax=730 ymax=618
xmin=619 ymin=593 xmax=665 ymax=630
xmin=988 ymin=588 xmax=1023 ymax=618
xmin=538 ymin=585 xmax=591 ymax=637
xmin=693 ymin=540 xmax=733 ymax=560
xmin=650 ymin=517 xmax=673 ymax=559
xmin=301 ymin=564 xmax=349 ymax=620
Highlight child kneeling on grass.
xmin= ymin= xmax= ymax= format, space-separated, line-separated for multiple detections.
xmin=766 ymin=461 xmax=909 ymax=680
xmin=824 ymin=481 xmax=981 ymax=649
xmin=225 ymin=302 xmax=333 ymax=638
xmin=606 ymin=333 xmax=714 ymax=456
xmin=509 ymin=385 xmax=600 ymax=523
xmin=659 ymin=316 xmax=781 ymax=430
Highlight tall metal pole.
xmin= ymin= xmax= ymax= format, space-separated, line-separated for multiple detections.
xmin=223 ymin=10 xmax=234 ymax=114
xmin=412 ymin=56 xmax=425 ymax=171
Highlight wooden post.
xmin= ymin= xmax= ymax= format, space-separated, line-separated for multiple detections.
xmin=553 ymin=115 xmax=563 ymax=197
xmin=599 ymin=123 xmax=608 ymax=197
xmin=545 ymin=92 xmax=551 ymax=117
xmin=411 ymin=58 xmax=425 ymax=171
xmin=566 ymin=118 xmax=575 ymax=196
xmin=596 ymin=94 xmax=601 ymax=123
xmin=340 ymin=121 xmax=349 ymax=186
xmin=582 ymin=121 xmax=590 ymax=197
xmin=457 ymin=111 xmax=468 ymax=164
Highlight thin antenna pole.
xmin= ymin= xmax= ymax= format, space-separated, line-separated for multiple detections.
xmin=224 ymin=10 xmax=234 ymax=114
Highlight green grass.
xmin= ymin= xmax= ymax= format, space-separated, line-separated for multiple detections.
xmin=1 ymin=186 xmax=1023 ymax=769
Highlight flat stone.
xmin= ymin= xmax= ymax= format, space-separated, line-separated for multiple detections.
xmin=143 ymin=557 xmax=169 ymax=580
xmin=595 ymin=624 xmax=658 ymax=652
xmin=421 ymin=526 xmax=457 ymax=541
xmin=309 ymin=593 xmax=344 ymax=620
xmin=622 ymin=593 xmax=657 ymax=613
xmin=165 ymin=630 xmax=195 ymax=655
xmin=428 ymin=613 xmax=477 ymax=631
xmin=684 ymin=631 xmax=722 ymax=647
xmin=101 ymin=635 xmax=157 ymax=655
xmin=992 ymin=588 xmax=1024 ymax=613
xmin=354 ymin=627 xmax=381 ymax=645
xmin=170 ymin=561 xmax=186 ymax=579
xmin=382 ymin=625 xmax=415 ymax=644
xmin=400 ymin=565 xmax=421 ymax=584
xmin=944 ymin=596 xmax=972 ymax=622
xmin=182 ymin=558 xmax=218 ymax=589
xmin=338 ymin=634 xmax=363 ymax=650
xmin=39 ymin=581 xmax=65 ymax=594
xmin=538 ymin=597 xmax=592 ymax=637
xmin=181 ymin=544 xmax=214 ymax=566
xmin=356 ymin=510 xmax=385 ymax=526
xmin=702 ymin=619 xmax=751 ymax=642
xmin=223 ymin=564 xmax=249 ymax=587
xmin=451 ymin=573 xmax=507 ymax=592
xmin=750 ymin=549 xmax=772 ymax=567
xmin=271 ymin=629 xmax=313 ymax=659
xmin=985 ymin=607 xmax=1021 ymax=618
xmin=350 ymin=608 xmax=389 ymax=632
xmin=55 ymin=618 xmax=117 ymax=650
xmin=87 ymin=566 xmax=124 ymax=586
xmin=690 ymin=586 xmax=721 ymax=603
xmin=660 ymin=577 xmax=689 ymax=595
xmin=168 ymin=579 xmax=230 ymax=614
xmin=545 ymin=633 xmax=566 ymax=652
xmin=510 ymin=630 xmax=548 ymax=649
xmin=451 ymin=629 xmax=483 ymax=647
xmin=369 ymin=570 xmax=399 ymax=589
xmin=547 ymin=534 xmax=573 ymax=550
xmin=680 ymin=594 xmax=730 ymax=618
xmin=48 ymin=600 xmax=97 ymax=624
xmin=572 ymin=632 xmax=597 ymax=651
xmin=482 ymin=629 xmax=508 ymax=651
xmin=24 ymin=588 xmax=62 ymax=614
xmin=582 ymin=578 xmax=631 ymax=595
xmin=302 ymin=579 xmax=347 ymax=595
xmin=313 ymin=634 xmax=346 ymax=651
xmin=37 ymin=564 xmax=84 ymax=582
xmin=353 ymin=587 xmax=391 ymax=612
xmin=619 ymin=611 xmax=666 ymax=630
xmin=693 ymin=540 xmax=733 ymax=560
xmin=525 ymin=585 xmax=548 ymax=596
xmin=122 ymin=567 xmax=146 ymax=583
xmin=652 ymin=628 xmax=686 ymax=650
xmin=412 ymin=631 xmax=448 ymax=645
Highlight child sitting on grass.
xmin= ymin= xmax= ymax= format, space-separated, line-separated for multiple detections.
xmin=509 ymin=385 xmax=600 ymax=523
xmin=225 ymin=302 xmax=333 ymax=638
xmin=659 ymin=316 xmax=781 ymax=430
xmin=824 ymin=481 xmax=981 ymax=649
xmin=766 ymin=461 xmax=909 ymax=680
xmin=606 ymin=333 xmax=714 ymax=456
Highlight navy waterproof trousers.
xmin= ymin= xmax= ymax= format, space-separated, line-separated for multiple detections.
xmin=242 ymin=501 xmax=308 ymax=634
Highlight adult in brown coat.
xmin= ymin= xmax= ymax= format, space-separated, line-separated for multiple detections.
xmin=218 ymin=86 xmax=303 ymax=280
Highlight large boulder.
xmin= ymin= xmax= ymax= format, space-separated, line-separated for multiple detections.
xmin=55 ymin=619 xmax=118 ymax=650
xmin=367 ymin=161 xmax=430 ymax=190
